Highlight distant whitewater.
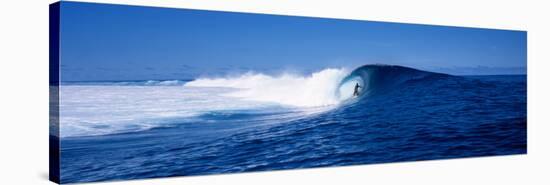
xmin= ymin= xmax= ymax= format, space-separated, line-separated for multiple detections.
xmin=59 ymin=65 xmax=526 ymax=183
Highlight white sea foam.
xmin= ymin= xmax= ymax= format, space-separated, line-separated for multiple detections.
xmin=59 ymin=68 xmax=355 ymax=138
xmin=185 ymin=68 xmax=350 ymax=107
xmin=59 ymin=85 xmax=278 ymax=137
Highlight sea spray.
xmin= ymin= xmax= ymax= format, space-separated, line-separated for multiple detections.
xmin=185 ymin=68 xmax=350 ymax=107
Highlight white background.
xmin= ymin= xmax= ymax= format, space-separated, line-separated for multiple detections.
xmin=0 ymin=0 xmax=548 ymax=184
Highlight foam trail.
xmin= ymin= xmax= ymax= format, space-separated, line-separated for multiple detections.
xmin=60 ymin=68 xmax=353 ymax=137
xmin=185 ymin=68 xmax=350 ymax=107
xmin=59 ymin=85 xmax=281 ymax=137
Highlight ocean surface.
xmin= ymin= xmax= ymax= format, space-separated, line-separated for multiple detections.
xmin=58 ymin=65 xmax=527 ymax=183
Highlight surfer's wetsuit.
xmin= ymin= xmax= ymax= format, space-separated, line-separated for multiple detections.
xmin=353 ymin=83 xmax=361 ymax=96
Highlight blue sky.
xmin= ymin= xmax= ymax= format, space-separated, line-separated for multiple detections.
xmin=59 ymin=1 xmax=526 ymax=81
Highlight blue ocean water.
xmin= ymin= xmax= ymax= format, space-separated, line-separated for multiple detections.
xmin=59 ymin=65 xmax=526 ymax=183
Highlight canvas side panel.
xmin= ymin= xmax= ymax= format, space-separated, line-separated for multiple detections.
xmin=49 ymin=2 xmax=61 ymax=184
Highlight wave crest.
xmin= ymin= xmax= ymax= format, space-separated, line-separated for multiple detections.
xmin=185 ymin=68 xmax=350 ymax=107
xmin=339 ymin=64 xmax=451 ymax=98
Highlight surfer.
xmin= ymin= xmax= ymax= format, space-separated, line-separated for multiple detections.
xmin=353 ymin=83 xmax=361 ymax=97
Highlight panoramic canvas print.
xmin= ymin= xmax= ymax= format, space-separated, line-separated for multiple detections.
xmin=49 ymin=1 xmax=527 ymax=184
